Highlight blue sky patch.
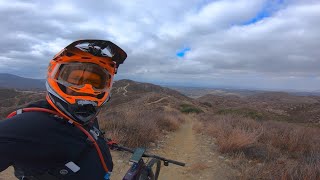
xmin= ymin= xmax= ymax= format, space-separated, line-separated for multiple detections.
xmin=243 ymin=8 xmax=270 ymax=25
xmin=243 ymin=0 xmax=284 ymax=25
xmin=176 ymin=47 xmax=191 ymax=58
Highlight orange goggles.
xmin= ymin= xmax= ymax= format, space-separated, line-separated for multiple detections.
xmin=54 ymin=63 xmax=112 ymax=92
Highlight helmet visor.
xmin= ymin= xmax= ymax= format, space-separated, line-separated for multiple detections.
xmin=55 ymin=63 xmax=111 ymax=91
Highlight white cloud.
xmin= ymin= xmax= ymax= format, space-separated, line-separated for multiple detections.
xmin=0 ymin=0 xmax=320 ymax=90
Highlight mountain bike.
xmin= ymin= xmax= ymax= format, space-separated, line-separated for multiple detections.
xmin=107 ymin=140 xmax=185 ymax=180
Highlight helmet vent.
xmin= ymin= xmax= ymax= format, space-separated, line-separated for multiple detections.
xmin=66 ymin=52 xmax=74 ymax=57
xmin=81 ymin=57 xmax=91 ymax=59
xmin=97 ymin=92 xmax=105 ymax=99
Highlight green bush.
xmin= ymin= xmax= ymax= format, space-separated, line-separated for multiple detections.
xmin=216 ymin=108 xmax=263 ymax=120
xmin=180 ymin=104 xmax=203 ymax=114
xmin=201 ymin=102 xmax=212 ymax=107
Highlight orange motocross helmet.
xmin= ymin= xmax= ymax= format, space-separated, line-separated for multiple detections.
xmin=46 ymin=40 xmax=127 ymax=125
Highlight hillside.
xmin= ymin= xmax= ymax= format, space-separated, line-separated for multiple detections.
xmin=1 ymin=79 xmax=320 ymax=179
xmin=197 ymin=92 xmax=320 ymax=125
xmin=106 ymin=79 xmax=192 ymax=109
xmin=171 ymin=86 xmax=264 ymax=98
xmin=0 ymin=79 xmax=196 ymax=121
xmin=0 ymin=73 xmax=45 ymax=90
xmin=0 ymin=89 xmax=46 ymax=119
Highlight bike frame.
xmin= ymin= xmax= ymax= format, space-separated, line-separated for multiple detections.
xmin=123 ymin=159 xmax=146 ymax=180
xmin=107 ymin=140 xmax=185 ymax=180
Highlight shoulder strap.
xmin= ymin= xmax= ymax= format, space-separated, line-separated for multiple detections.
xmin=7 ymin=108 xmax=63 ymax=119
xmin=7 ymin=107 xmax=111 ymax=176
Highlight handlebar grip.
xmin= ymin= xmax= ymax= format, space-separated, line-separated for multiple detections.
xmin=166 ymin=159 xmax=185 ymax=166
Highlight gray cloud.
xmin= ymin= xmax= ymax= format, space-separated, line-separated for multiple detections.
xmin=0 ymin=0 xmax=320 ymax=90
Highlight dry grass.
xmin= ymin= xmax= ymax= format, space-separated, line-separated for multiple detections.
xmin=192 ymin=120 xmax=203 ymax=133
xmin=99 ymin=107 xmax=185 ymax=147
xmin=196 ymin=114 xmax=320 ymax=179
xmin=198 ymin=115 xmax=262 ymax=154
xmin=188 ymin=162 xmax=210 ymax=173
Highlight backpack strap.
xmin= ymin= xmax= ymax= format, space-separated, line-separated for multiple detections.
xmin=8 ymin=107 xmax=111 ymax=179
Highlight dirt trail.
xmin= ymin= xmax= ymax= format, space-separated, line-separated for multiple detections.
xmin=122 ymin=83 xmax=129 ymax=96
xmin=147 ymin=97 xmax=168 ymax=105
xmin=111 ymin=115 xmax=236 ymax=180
xmin=114 ymin=83 xmax=129 ymax=96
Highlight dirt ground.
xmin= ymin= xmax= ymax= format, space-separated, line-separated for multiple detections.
xmin=0 ymin=115 xmax=237 ymax=180
xmin=111 ymin=115 xmax=237 ymax=180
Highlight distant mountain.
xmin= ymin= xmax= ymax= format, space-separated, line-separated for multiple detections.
xmin=0 ymin=73 xmax=45 ymax=90
xmin=247 ymin=92 xmax=319 ymax=104
xmin=196 ymin=91 xmax=320 ymax=124
xmin=197 ymin=94 xmax=244 ymax=108
xmin=171 ymin=86 xmax=263 ymax=98
xmin=0 ymin=79 xmax=196 ymax=119
xmin=291 ymin=91 xmax=320 ymax=96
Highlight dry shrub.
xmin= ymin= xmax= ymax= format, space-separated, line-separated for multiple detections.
xmin=99 ymin=107 xmax=185 ymax=147
xmin=247 ymin=121 xmax=320 ymax=179
xmin=192 ymin=120 xmax=204 ymax=133
xmin=99 ymin=110 xmax=159 ymax=147
xmin=197 ymin=114 xmax=320 ymax=179
xmin=156 ymin=111 xmax=183 ymax=131
xmin=157 ymin=114 xmax=180 ymax=131
xmin=246 ymin=158 xmax=320 ymax=180
xmin=260 ymin=121 xmax=320 ymax=157
xmin=205 ymin=123 xmax=220 ymax=137
xmin=200 ymin=115 xmax=262 ymax=154
xmin=218 ymin=128 xmax=261 ymax=154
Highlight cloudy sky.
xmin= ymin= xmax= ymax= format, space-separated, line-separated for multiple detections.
xmin=0 ymin=0 xmax=320 ymax=91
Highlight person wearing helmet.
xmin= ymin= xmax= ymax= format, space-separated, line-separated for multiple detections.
xmin=0 ymin=40 xmax=127 ymax=180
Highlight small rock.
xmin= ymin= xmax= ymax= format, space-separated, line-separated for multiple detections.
xmin=150 ymin=142 xmax=156 ymax=147
xmin=117 ymin=160 xmax=123 ymax=163
xmin=218 ymin=156 xmax=225 ymax=159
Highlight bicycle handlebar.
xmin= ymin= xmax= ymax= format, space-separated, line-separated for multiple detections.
xmin=110 ymin=144 xmax=186 ymax=167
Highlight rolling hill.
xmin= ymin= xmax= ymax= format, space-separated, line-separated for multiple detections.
xmin=0 ymin=73 xmax=45 ymax=90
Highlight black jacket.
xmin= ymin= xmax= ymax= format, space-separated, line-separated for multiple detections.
xmin=0 ymin=100 xmax=113 ymax=180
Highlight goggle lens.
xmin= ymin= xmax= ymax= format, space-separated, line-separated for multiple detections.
xmin=55 ymin=63 xmax=111 ymax=91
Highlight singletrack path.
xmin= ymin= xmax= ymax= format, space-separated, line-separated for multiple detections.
xmin=154 ymin=115 xmax=236 ymax=180
xmin=122 ymin=83 xmax=129 ymax=96
xmin=146 ymin=97 xmax=168 ymax=105
xmin=111 ymin=115 xmax=237 ymax=180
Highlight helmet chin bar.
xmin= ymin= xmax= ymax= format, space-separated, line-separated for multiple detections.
xmin=48 ymin=90 xmax=99 ymax=125
xmin=69 ymin=100 xmax=99 ymax=124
